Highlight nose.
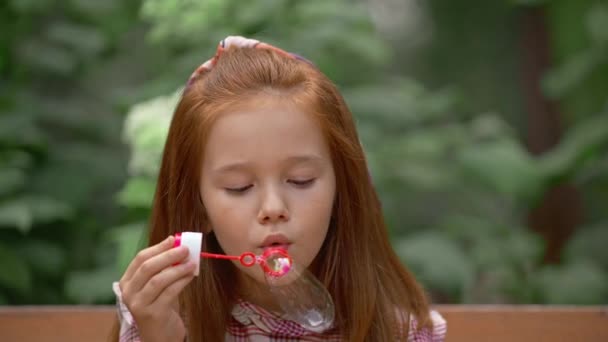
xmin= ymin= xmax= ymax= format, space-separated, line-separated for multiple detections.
xmin=257 ymin=185 xmax=289 ymax=224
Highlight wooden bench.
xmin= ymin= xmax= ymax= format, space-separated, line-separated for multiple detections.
xmin=1 ymin=305 xmax=607 ymax=341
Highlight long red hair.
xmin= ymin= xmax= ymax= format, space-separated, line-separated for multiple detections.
xmin=111 ymin=47 xmax=431 ymax=341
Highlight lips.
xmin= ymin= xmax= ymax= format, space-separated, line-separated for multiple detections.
xmin=260 ymin=234 xmax=291 ymax=251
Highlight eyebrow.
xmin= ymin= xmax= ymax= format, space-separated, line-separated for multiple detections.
xmin=213 ymin=154 xmax=325 ymax=173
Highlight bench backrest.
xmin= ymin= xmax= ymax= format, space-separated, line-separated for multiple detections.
xmin=0 ymin=305 xmax=607 ymax=342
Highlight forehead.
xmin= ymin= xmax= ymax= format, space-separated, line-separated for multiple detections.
xmin=203 ymin=96 xmax=331 ymax=168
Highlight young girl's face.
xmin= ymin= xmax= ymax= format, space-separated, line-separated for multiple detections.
xmin=199 ymin=96 xmax=336 ymax=286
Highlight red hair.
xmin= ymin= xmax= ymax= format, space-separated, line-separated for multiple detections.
xmin=111 ymin=46 xmax=431 ymax=341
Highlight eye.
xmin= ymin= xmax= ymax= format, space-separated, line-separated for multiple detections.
xmin=225 ymin=184 xmax=253 ymax=194
xmin=289 ymin=178 xmax=316 ymax=188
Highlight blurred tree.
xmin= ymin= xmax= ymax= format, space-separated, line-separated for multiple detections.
xmin=0 ymin=0 xmax=173 ymax=304
xmin=115 ymin=0 xmax=608 ymax=305
xmin=1 ymin=0 xmax=606 ymax=306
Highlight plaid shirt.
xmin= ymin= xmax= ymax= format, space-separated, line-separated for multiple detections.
xmin=113 ymin=283 xmax=447 ymax=341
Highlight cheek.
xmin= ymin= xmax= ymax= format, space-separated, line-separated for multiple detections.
xmin=292 ymin=181 xmax=335 ymax=266
xmin=302 ymin=192 xmax=333 ymax=237
xmin=306 ymin=179 xmax=335 ymax=230
xmin=201 ymin=189 xmax=252 ymax=255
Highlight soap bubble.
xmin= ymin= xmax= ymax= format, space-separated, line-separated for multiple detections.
xmin=260 ymin=248 xmax=335 ymax=332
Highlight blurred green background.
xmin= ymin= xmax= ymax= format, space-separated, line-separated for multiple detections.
xmin=1 ymin=0 xmax=607 ymax=306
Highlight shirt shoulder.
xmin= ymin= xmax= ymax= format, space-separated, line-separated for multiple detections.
xmin=409 ymin=310 xmax=447 ymax=342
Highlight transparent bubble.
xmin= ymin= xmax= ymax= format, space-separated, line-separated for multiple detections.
xmin=260 ymin=248 xmax=335 ymax=332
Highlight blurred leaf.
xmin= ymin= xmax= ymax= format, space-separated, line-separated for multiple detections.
xmin=0 ymin=168 xmax=26 ymax=196
xmin=510 ymin=0 xmax=549 ymax=6
xmin=123 ymin=90 xmax=178 ymax=176
xmin=108 ymin=222 xmax=146 ymax=273
xmin=346 ymin=80 xmax=458 ymax=127
xmin=534 ymin=260 xmax=608 ymax=304
xmin=26 ymin=196 xmax=74 ymax=223
xmin=395 ymin=161 xmax=454 ymax=191
xmin=470 ymin=264 xmax=522 ymax=303
xmin=542 ymin=49 xmax=600 ymax=98
xmin=503 ymin=231 xmax=544 ymax=267
xmin=438 ymin=214 xmax=505 ymax=245
xmin=0 ymin=199 xmax=31 ymax=232
xmin=396 ymin=131 xmax=450 ymax=159
xmin=294 ymin=0 xmax=358 ymax=23
xmin=573 ymin=149 xmax=608 ymax=184
xmin=333 ymin=29 xmax=390 ymax=67
xmin=68 ymin=0 xmax=120 ymax=15
xmin=16 ymin=39 xmax=78 ymax=75
xmin=470 ymin=236 xmax=506 ymax=270
xmin=564 ymin=222 xmax=608 ymax=269
xmin=0 ymin=196 xmax=73 ymax=233
xmin=9 ymin=0 xmax=54 ymax=13
xmin=469 ymin=228 xmax=543 ymax=273
xmin=45 ymin=22 xmax=107 ymax=57
xmin=0 ymin=114 xmax=45 ymax=146
xmin=65 ymin=265 xmax=119 ymax=304
xmin=0 ymin=150 xmax=33 ymax=169
xmin=123 ymin=90 xmax=177 ymax=145
xmin=117 ymin=177 xmax=156 ymax=209
xmin=586 ymin=3 xmax=608 ymax=45
xmin=32 ymin=143 xmax=126 ymax=206
xmin=19 ymin=240 xmax=66 ymax=277
xmin=469 ymin=112 xmax=514 ymax=140
xmin=457 ymin=138 xmax=544 ymax=202
xmin=141 ymin=0 xmax=227 ymax=43
xmin=0 ymin=242 xmax=32 ymax=294
xmin=540 ymin=112 xmax=608 ymax=182
xmin=367 ymin=124 xmax=464 ymax=192
xmin=396 ymin=232 xmax=474 ymax=301
xmin=233 ymin=0 xmax=285 ymax=30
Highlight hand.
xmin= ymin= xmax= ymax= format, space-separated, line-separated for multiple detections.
xmin=119 ymin=236 xmax=196 ymax=342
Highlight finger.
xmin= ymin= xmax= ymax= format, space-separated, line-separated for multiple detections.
xmin=127 ymin=245 xmax=190 ymax=294
xmin=152 ymin=270 xmax=196 ymax=310
xmin=121 ymin=236 xmax=175 ymax=284
xmin=137 ymin=261 xmax=196 ymax=307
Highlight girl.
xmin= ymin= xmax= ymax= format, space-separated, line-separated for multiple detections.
xmin=111 ymin=36 xmax=446 ymax=341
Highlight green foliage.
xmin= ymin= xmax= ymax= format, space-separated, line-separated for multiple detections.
xmin=122 ymin=89 xmax=181 ymax=177
xmin=564 ymin=222 xmax=608 ymax=269
xmin=65 ymin=265 xmax=120 ymax=304
xmin=0 ymin=0 xmax=164 ymax=304
xmin=2 ymin=0 xmax=607 ymax=305
xmin=0 ymin=243 xmax=32 ymax=295
xmin=109 ymin=222 xmax=147 ymax=274
xmin=0 ymin=196 xmax=73 ymax=233
xmin=544 ymin=0 xmax=608 ymax=125
xmin=117 ymin=177 xmax=157 ymax=209
xmin=533 ymin=260 xmax=608 ymax=304
xmin=396 ymin=232 xmax=474 ymax=301
xmin=108 ymin=0 xmax=608 ymax=305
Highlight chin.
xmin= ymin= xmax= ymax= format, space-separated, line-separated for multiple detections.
xmin=238 ymin=263 xmax=268 ymax=284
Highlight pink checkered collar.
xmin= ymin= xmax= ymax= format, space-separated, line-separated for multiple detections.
xmin=230 ymin=298 xmax=335 ymax=336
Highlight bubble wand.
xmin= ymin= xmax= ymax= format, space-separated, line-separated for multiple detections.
xmin=174 ymin=232 xmax=292 ymax=276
